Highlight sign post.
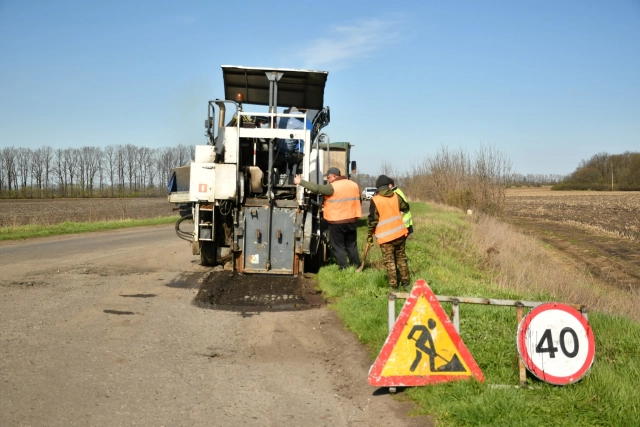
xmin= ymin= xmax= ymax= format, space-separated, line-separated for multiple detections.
xmin=517 ymin=302 xmax=595 ymax=385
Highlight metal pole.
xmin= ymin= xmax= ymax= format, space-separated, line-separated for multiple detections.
xmin=325 ymin=134 xmax=331 ymax=176
xmin=263 ymin=72 xmax=282 ymax=271
xmin=452 ymin=299 xmax=460 ymax=333
xmin=516 ymin=303 xmax=526 ymax=386
xmin=388 ymin=294 xmax=396 ymax=334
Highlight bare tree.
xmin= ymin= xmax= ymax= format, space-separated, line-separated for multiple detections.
xmin=404 ymin=144 xmax=512 ymax=215
xmin=17 ymin=148 xmax=33 ymax=197
xmin=64 ymin=148 xmax=78 ymax=197
xmin=125 ymin=144 xmax=137 ymax=193
xmin=137 ymin=146 xmax=152 ymax=195
xmin=156 ymin=147 xmax=175 ymax=191
xmin=0 ymin=148 xmax=4 ymax=194
xmin=104 ymin=145 xmax=117 ymax=197
xmin=378 ymin=160 xmax=397 ymax=179
xmin=176 ymin=144 xmax=193 ymax=167
xmin=146 ymin=148 xmax=159 ymax=193
xmin=2 ymin=146 xmax=18 ymax=195
xmin=116 ymin=145 xmax=126 ymax=195
xmin=77 ymin=147 xmax=87 ymax=196
xmin=54 ymin=148 xmax=67 ymax=197
xmin=82 ymin=146 xmax=101 ymax=196
xmin=1 ymin=143 xmax=200 ymax=198
xmin=42 ymin=146 xmax=53 ymax=197
xmin=98 ymin=158 xmax=105 ymax=194
xmin=32 ymin=147 xmax=45 ymax=197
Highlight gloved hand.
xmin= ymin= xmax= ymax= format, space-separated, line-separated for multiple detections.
xmin=367 ymin=235 xmax=374 ymax=245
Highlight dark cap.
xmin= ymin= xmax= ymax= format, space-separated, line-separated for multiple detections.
xmin=326 ymin=167 xmax=341 ymax=176
xmin=375 ymin=174 xmax=393 ymax=189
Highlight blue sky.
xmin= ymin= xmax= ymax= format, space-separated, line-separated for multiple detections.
xmin=1 ymin=0 xmax=638 ymax=176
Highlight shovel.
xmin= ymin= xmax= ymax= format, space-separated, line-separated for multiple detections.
xmin=356 ymin=242 xmax=371 ymax=272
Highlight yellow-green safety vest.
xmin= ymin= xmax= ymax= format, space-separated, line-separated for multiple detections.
xmin=394 ymin=187 xmax=413 ymax=230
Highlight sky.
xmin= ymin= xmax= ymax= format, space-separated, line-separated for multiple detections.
xmin=1 ymin=0 xmax=639 ymax=176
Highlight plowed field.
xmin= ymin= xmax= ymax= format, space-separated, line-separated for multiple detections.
xmin=0 ymin=198 xmax=176 ymax=227
xmin=505 ymin=187 xmax=640 ymax=292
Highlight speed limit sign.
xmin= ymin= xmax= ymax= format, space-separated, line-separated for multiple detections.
xmin=517 ymin=302 xmax=595 ymax=385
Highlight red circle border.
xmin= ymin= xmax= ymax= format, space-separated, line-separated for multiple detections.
xmin=517 ymin=302 xmax=595 ymax=385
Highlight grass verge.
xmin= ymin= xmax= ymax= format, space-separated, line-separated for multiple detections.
xmin=318 ymin=202 xmax=640 ymax=426
xmin=0 ymin=216 xmax=178 ymax=241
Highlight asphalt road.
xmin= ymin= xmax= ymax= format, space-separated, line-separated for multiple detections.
xmin=0 ymin=225 xmax=427 ymax=427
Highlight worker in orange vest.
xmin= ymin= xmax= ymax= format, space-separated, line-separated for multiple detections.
xmin=367 ymin=175 xmax=410 ymax=289
xmin=294 ymin=167 xmax=362 ymax=270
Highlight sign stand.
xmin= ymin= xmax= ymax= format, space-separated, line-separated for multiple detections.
xmin=386 ymin=286 xmax=591 ymax=387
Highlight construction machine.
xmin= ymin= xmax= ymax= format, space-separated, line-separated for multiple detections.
xmin=168 ymin=66 xmax=356 ymax=275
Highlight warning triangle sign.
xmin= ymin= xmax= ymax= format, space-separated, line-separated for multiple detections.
xmin=368 ymin=279 xmax=484 ymax=387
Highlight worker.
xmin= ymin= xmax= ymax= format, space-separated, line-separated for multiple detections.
xmin=294 ymin=167 xmax=361 ymax=270
xmin=367 ymin=175 xmax=410 ymax=289
xmin=384 ymin=175 xmax=413 ymax=235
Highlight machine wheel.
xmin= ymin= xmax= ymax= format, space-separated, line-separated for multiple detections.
xmin=200 ymin=241 xmax=218 ymax=267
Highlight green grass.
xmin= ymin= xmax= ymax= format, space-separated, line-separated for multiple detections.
xmin=317 ymin=202 xmax=640 ymax=426
xmin=0 ymin=216 xmax=178 ymax=241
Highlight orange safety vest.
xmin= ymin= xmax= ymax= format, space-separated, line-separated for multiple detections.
xmin=323 ymin=179 xmax=362 ymax=223
xmin=372 ymin=193 xmax=408 ymax=244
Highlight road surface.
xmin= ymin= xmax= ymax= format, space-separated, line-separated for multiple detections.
xmin=0 ymin=225 xmax=427 ymax=426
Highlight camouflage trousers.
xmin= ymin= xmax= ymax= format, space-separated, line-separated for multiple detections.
xmin=380 ymin=236 xmax=409 ymax=288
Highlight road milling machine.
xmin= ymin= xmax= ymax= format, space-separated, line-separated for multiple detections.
xmin=168 ymin=66 xmax=356 ymax=275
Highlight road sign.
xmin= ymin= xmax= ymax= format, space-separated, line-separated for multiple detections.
xmin=517 ymin=302 xmax=595 ymax=385
xmin=368 ymin=279 xmax=484 ymax=387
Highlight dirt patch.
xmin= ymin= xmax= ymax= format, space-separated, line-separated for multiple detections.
xmin=194 ymin=270 xmax=326 ymax=312
xmin=120 ymin=294 xmax=157 ymax=298
xmin=505 ymin=187 xmax=640 ymax=293
xmin=506 ymin=217 xmax=640 ymax=293
xmin=505 ymin=187 xmax=640 ymax=240
xmin=0 ymin=197 xmax=176 ymax=227
xmin=0 ymin=280 xmax=47 ymax=288
xmin=103 ymin=309 xmax=135 ymax=315
xmin=166 ymin=272 xmax=202 ymax=289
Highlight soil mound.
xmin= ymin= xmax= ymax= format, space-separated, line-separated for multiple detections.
xmin=194 ymin=270 xmax=325 ymax=313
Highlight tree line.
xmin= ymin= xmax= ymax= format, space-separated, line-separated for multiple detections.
xmin=552 ymin=151 xmax=640 ymax=191
xmin=510 ymin=173 xmax=566 ymax=186
xmin=0 ymin=145 xmax=194 ymax=198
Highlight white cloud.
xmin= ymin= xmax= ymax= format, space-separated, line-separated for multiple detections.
xmin=300 ymin=18 xmax=403 ymax=70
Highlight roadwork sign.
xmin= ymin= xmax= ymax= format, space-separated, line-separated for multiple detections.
xmin=368 ymin=280 xmax=484 ymax=387
xmin=517 ymin=302 xmax=595 ymax=385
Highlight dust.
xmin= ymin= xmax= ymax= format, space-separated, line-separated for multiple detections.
xmin=194 ymin=270 xmax=325 ymax=313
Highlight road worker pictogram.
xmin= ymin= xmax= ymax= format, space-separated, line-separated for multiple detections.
xmin=369 ymin=279 xmax=484 ymax=387
xmin=407 ymin=322 xmax=466 ymax=373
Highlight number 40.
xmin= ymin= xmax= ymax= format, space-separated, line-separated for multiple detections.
xmin=535 ymin=327 xmax=579 ymax=358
